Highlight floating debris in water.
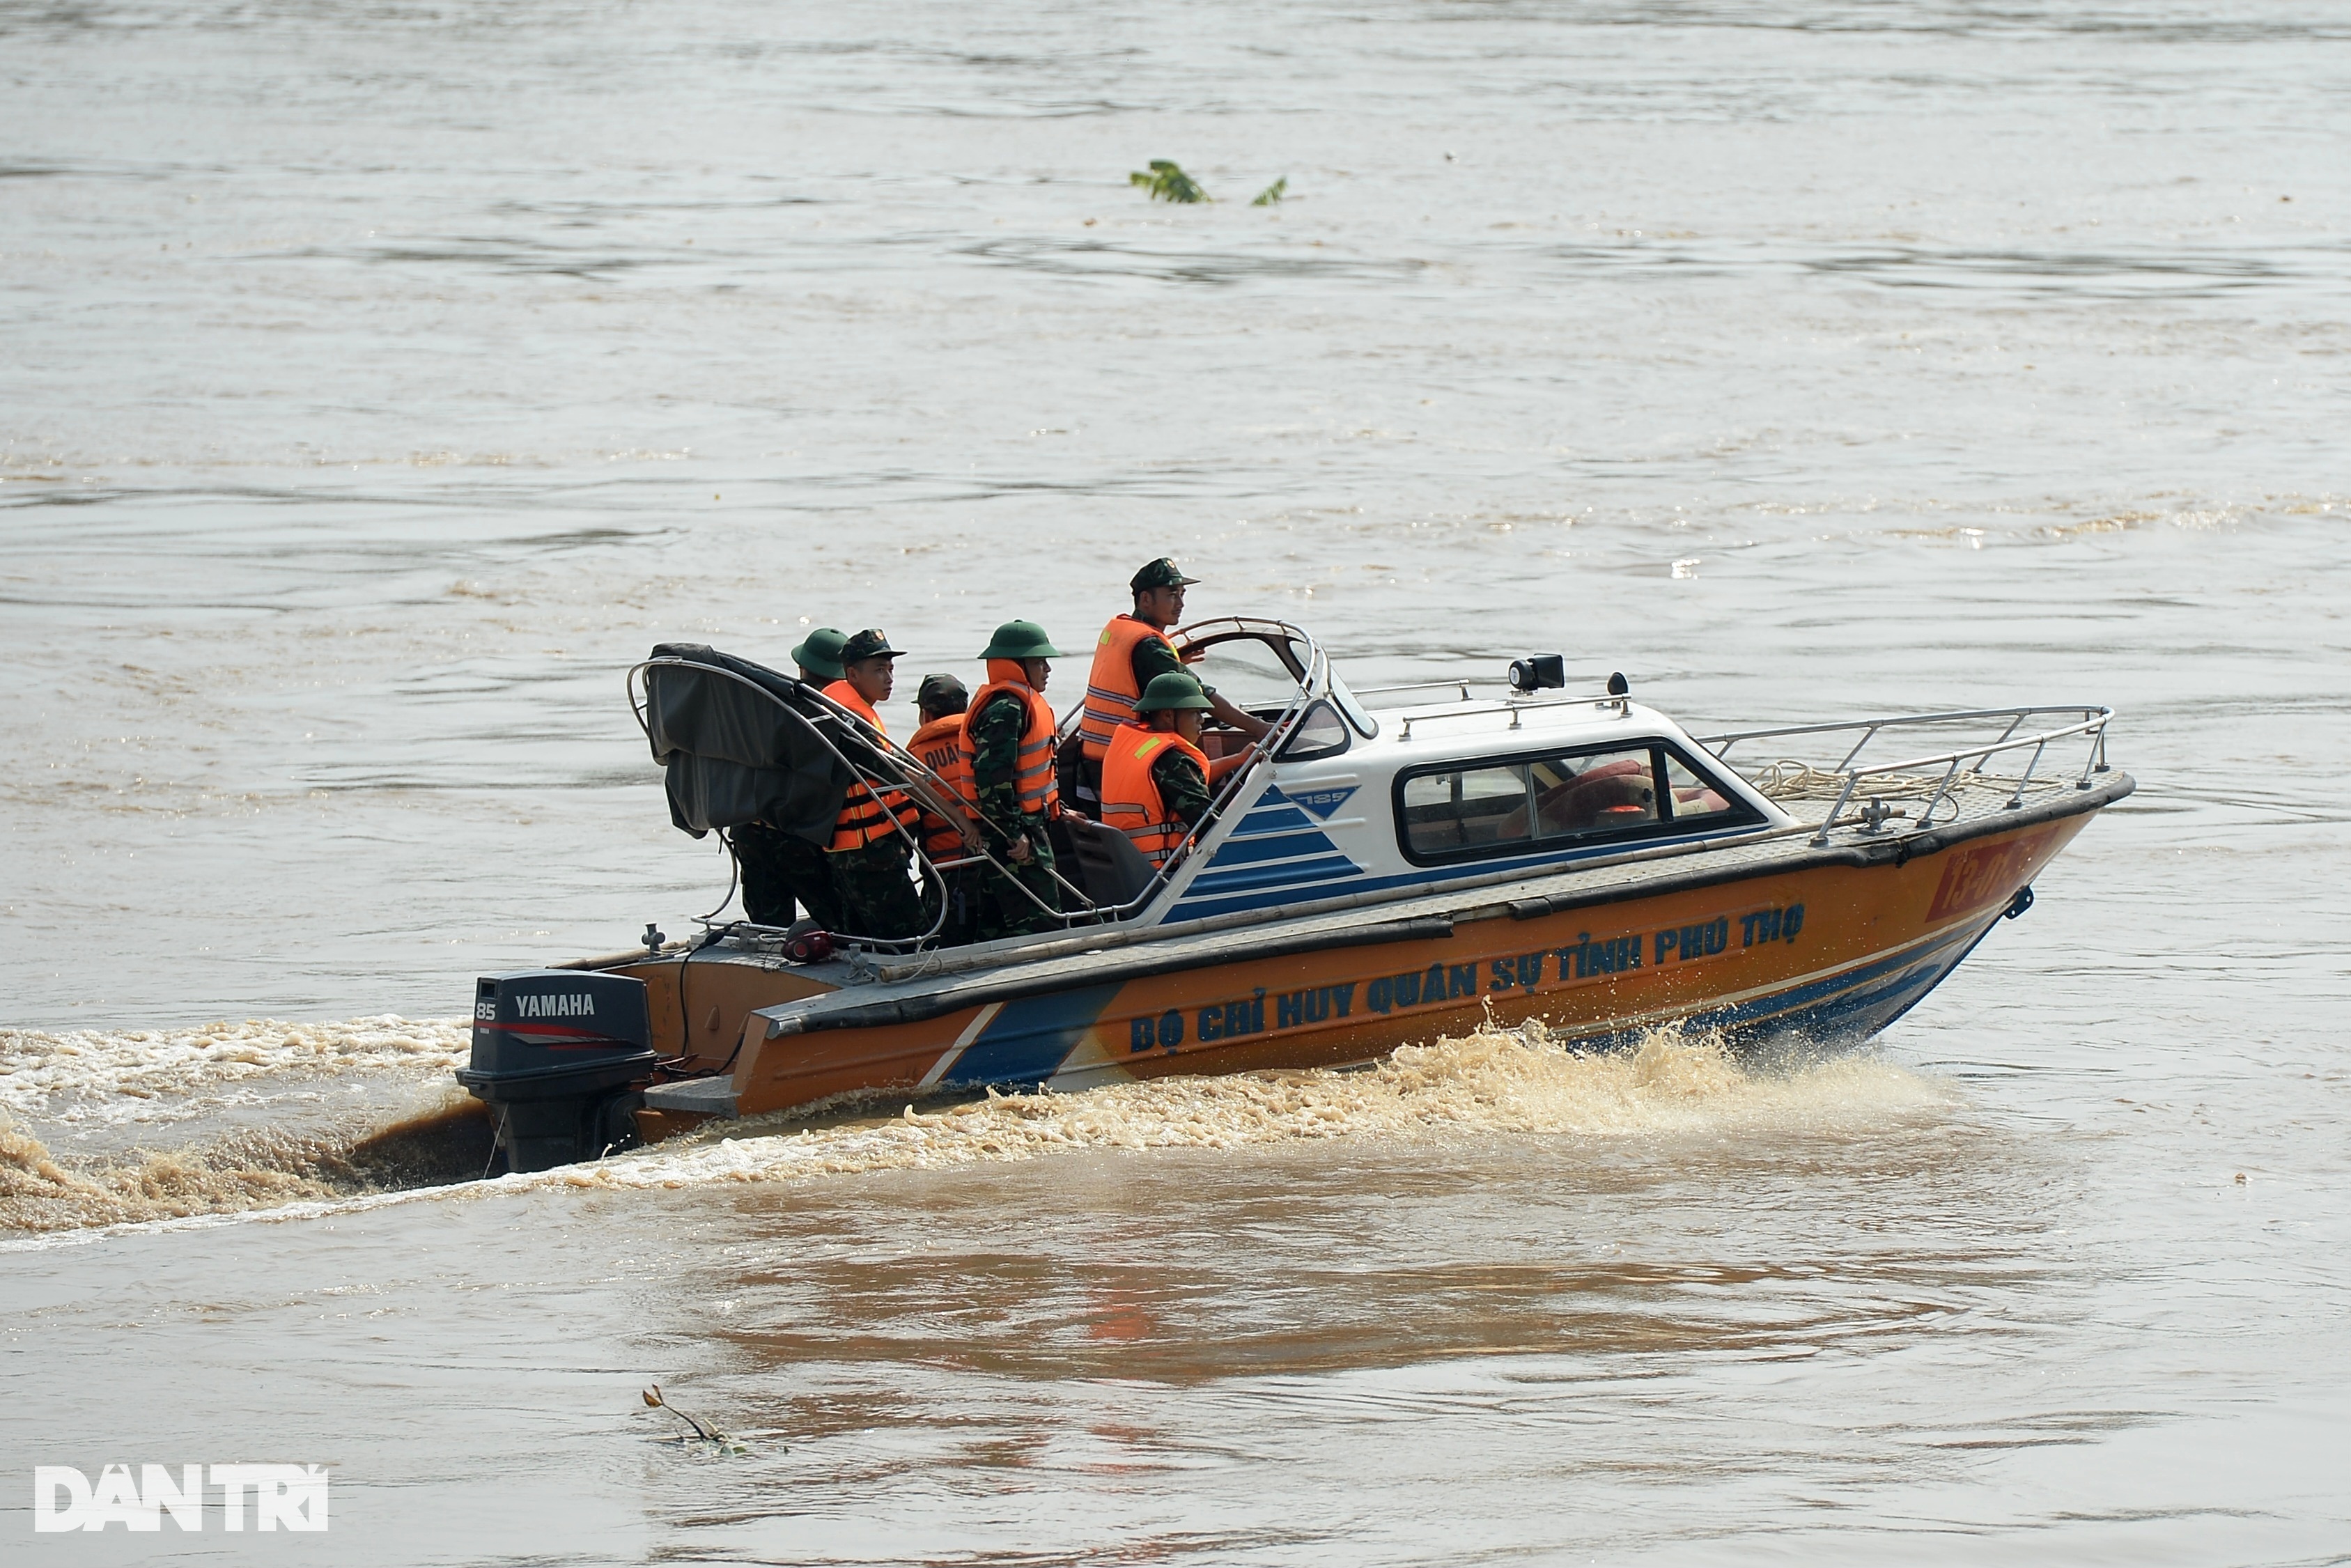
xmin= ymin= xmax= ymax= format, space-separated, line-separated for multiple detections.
xmin=643 ymin=1384 xmax=753 ymax=1454
xmin=1131 ymin=160 xmax=1209 ymax=203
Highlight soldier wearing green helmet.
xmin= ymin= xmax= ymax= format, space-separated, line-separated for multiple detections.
xmin=957 ymin=619 xmax=1067 ymax=940
xmin=727 ymin=623 xmax=851 ymax=929
xmin=789 ymin=626 xmax=847 ymax=684
xmin=1099 ymin=672 xmax=1218 ymax=871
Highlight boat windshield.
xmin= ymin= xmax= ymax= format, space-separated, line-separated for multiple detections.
xmin=1325 ymin=669 xmax=1378 ymax=738
xmin=1169 ymin=619 xmax=1377 ymax=743
xmin=1179 ymin=630 xmax=1307 ymax=710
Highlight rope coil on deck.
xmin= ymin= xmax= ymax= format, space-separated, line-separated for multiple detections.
xmin=1746 ymin=761 xmax=2066 ymax=803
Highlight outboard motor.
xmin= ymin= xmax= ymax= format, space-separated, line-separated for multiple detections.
xmin=455 ymin=970 xmax=658 ymax=1173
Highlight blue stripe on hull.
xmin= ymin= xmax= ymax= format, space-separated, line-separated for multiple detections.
xmin=1164 ymin=831 xmax=1758 ymax=923
xmin=1560 ymin=915 xmax=1998 ymax=1055
xmin=942 ymin=982 xmax=1125 ymax=1089
xmin=1186 ymin=855 xmax=1367 ymax=896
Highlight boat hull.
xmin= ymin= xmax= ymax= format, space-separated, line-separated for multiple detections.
xmin=704 ymin=800 xmax=2106 ymax=1121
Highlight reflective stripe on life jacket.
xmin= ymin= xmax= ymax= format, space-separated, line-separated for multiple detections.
xmin=955 ymin=669 xmax=1060 ymax=822
xmin=1098 ymin=723 xmax=1211 ymax=870
xmin=1077 ymin=615 xmax=1179 ymax=762
xmin=907 ymin=715 xmax=975 ymax=858
xmin=822 ymin=680 xmax=922 ymax=852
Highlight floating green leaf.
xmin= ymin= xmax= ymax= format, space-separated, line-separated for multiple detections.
xmin=1130 ymin=160 xmax=1209 ymax=203
xmin=1251 ymin=176 xmax=1289 ymax=207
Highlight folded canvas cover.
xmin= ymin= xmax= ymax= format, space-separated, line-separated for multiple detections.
xmin=641 ymin=644 xmax=880 ymax=845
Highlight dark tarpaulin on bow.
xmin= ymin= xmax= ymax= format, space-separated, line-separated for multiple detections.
xmin=639 ymin=644 xmax=882 ymax=845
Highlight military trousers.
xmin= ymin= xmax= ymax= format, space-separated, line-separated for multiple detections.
xmin=729 ymin=822 xmax=844 ymax=931
xmin=825 ymin=835 xmax=931 ymax=942
xmin=972 ymin=816 xmax=1064 ymax=942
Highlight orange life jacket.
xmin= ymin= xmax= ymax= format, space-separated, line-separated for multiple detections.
xmin=1099 ymin=723 xmax=1211 ymax=869
xmin=907 ymin=714 xmax=974 ymax=858
xmin=956 ymin=665 xmax=1060 ymax=821
xmin=822 ymin=681 xmax=921 ymax=852
xmin=1078 ymin=615 xmax=1179 ymax=762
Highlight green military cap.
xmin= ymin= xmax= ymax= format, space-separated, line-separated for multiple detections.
xmin=977 ymin=619 xmax=1062 ymax=660
xmin=789 ymin=626 xmax=846 ymax=681
xmin=838 ymin=628 xmax=902 ymax=663
xmin=1129 ymin=557 xmax=1200 ymax=591
xmin=1134 ymin=671 xmax=1213 ymax=713
xmin=916 ymin=672 xmax=969 ymax=714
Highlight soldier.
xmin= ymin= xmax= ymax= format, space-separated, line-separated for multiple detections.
xmin=729 ymin=626 xmax=851 ymax=929
xmin=957 ymin=620 xmax=1066 ymax=940
xmin=789 ymin=626 xmax=847 ymax=685
xmin=729 ymin=821 xmax=844 ymax=931
xmin=1071 ymin=557 xmax=1269 ymax=815
xmin=819 ymin=628 xmax=930 ymax=941
xmin=906 ymin=672 xmax=972 ymax=862
xmin=904 ymin=673 xmax=977 ymax=942
xmin=1099 ymin=672 xmax=1218 ymax=871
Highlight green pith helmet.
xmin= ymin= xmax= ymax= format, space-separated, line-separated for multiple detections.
xmin=1134 ymin=672 xmax=1213 ymax=714
xmin=977 ymin=619 xmax=1062 ymax=660
xmin=789 ymin=626 xmax=847 ymax=681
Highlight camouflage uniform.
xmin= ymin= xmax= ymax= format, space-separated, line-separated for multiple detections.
xmin=820 ymin=626 xmax=934 ymax=942
xmin=1129 ymin=633 xmax=1189 ymax=696
xmin=1151 ymin=746 xmax=1214 ymax=832
xmin=830 ymin=834 xmax=930 ymax=940
xmin=967 ymin=688 xmax=1062 ymax=940
xmin=729 ymin=821 xmax=844 ymax=930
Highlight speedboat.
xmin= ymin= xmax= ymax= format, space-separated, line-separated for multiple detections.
xmin=454 ymin=618 xmax=2129 ymax=1171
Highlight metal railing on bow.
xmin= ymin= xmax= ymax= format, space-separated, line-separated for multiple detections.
xmin=1695 ymin=705 xmax=2116 ymax=846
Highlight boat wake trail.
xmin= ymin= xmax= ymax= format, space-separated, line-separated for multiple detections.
xmin=0 ymin=1018 xmax=1952 ymax=1237
xmin=0 ymin=1017 xmax=485 ymax=1234
xmin=559 ymin=1022 xmax=1954 ymax=1193
xmin=1 ymin=1016 xmax=469 ymax=1125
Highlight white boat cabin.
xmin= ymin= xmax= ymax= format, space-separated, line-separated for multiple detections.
xmin=1062 ymin=618 xmax=1792 ymax=931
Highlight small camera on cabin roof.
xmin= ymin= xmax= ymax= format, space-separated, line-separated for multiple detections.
xmin=1507 ymin=653 xmax=1567 ymax=693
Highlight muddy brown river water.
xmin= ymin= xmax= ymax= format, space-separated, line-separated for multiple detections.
xmin=3 ymin=1 xmax=2348 ymax=1562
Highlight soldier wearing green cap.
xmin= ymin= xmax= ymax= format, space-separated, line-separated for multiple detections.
xmin=955 ymin=619 xmax=1066 ymax=940
xmin=1073 ymin=557 xmax=1271 ymax=815
xmin=1099 ymin=672 xmax=1218 ymax=871
xmin=818 ymin=628 xmax=931 ymax=940
xmin=727 ymin=624 xmax=851 ymax=928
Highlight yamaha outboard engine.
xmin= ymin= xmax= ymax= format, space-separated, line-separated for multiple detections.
xmin=455 ymin=970 xmax=658 ymax=1173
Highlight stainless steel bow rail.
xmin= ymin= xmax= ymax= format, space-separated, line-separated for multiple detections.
xmin=1697 ymin=705 xmax=2116 ymax=846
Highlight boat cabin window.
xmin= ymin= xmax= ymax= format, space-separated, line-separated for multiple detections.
xmin=1397 ymin=742 xmax=1755 ymax=864
xmin=1660 ymin=750 xmax=1738 ymax=823
xmin=1277 ymin=699 xmax=1351 ymax=761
